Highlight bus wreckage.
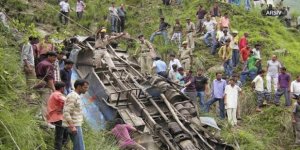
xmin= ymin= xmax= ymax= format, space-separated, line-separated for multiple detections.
xmin=67 ymin=35 xmax=236 ymax=150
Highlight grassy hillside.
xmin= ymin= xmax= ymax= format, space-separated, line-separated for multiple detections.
xmin=1 ymin=0 xmax=300 ymax=149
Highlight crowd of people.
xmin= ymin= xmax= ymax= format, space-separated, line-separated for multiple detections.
xmin=138 ymin=0 xmax=300 ymax=143
xmin=21 ymin=34 xmax=92 ymax=150
xmin=16 ymin=0 xmax=300 ymax=149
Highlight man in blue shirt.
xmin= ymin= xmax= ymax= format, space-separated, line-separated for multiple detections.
xmin=152 ymin=56 xmax=167 ymax=78
xmin=60 ymin=60 xmax=74 ymax=94
xmin=150 ymin=17 xmax=170 ymax=45
xmin=117 ymin=4 xmax=126 ymax=32
xmin=205 ymin=72 xmax=227 ymax=119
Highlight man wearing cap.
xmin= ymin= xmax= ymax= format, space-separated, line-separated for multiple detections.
xmin=179 ymin=41 xmax=193 ymax=70
xmin=231 ymin=30 xmax=240 ymax=67
xmin=186 ymin=18 xmax=196 ymax=49
xmin=150 ymin=17 xmax=170 ymax=45
xmin=152 ymin=57 xmax=167 ymax=77
xmin=94 ymin=27 xmax=126 ymax=70
xmin=135 ymin=34 xmax=156 ymax=74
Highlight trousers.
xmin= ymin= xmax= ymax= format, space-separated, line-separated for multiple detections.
xmin=274 ymin=87 xmax=291 ymax=106
xmin=94 ymin=49 xmax=116 ymax=69
xmin=118 ymin=16 xmax=125 ymax=32
xmin=24 ymin=65 xmax=36 ymax=89
xmin=223 ymin=59 xmax=233 ymax=77
xmin=59 ymin=11 xmax=69 ymax=25
xmin=181 ymin=58 xmax=191 ymax=70
xmin=69 ymin=126 xmax=85 ymax=150
xmin=52 ymin=120 xmax=69 ymax=150
xmin=232 ymin=49 xmax=239 ymax=67
xmin=186 ymin=32 xmax=195 ymax=49
xmin=171 ymin=32 xmax=182 ymax=48
xmin=110 ymin=16 xmax=118 ymax=32
xmin=266 ymin=74 xmax=278 ymax=93
xmin=197 ymin=91 xmax=205 ymax=110
xmin=295 ymin=122 xmax=300 ymax=144
xmin=150 ymin=30 xmax=168 ymax=44
xmin=205 ymin=98 xmax=225 ymax=119
xmin=139 ymin=53 xmax=152 ymax=74
xmin=37 ymin=88 xmax=51 ymax=122
xmin=227 ymin=108 xmax=237 ymax=126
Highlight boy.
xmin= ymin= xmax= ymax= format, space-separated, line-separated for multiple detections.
xmin=252 ymin=70 xmax=266 ymax=112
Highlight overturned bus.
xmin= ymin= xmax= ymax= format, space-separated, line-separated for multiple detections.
xmin=67 ymin=35 xmax=235 ymax=150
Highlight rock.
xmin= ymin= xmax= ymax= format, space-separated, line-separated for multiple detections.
xmin=207 ymin=64 xmax=224 ymax=73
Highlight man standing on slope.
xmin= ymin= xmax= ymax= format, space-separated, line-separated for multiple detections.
xmin=224 ymin=78 xmax=242 ymax=126
xmin=291 ymin=76 xmax=300 ymax=100
xmin=274 ymin=67 xmax=291 ymax=106
xmin=135 ymin=34 xmax=156 ymax=75
xmin=205 ymin=72 xmax=227 ymax=119
xmin=109 ymin=2 xmax=119 ymax=33
xmin=59 ymin=0 xmax=71 ymax=25
xmin=218 ymin=39 xmax=233 ymax=77
xmin=21 ymin=36 xmax=38 ymax=88
xmin=47 ymin=82 xmax=68 ymax=150
xmin=150 ymin=17 xmax=170 ymax=45
xmin=186 ymin=18 xmax=196 ymax=49
xmin=63 ymin=79 xmax=89 ymax=150
xmin=266 ymin=55 xmax=282 ymax=94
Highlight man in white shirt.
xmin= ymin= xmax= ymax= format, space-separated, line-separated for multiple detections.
xmin=59 ymin=0 xmax=70 ymax=25
xmin=203 ymin=16 xmax=217 ymax=47
xmin=109 ymin=2 xmax=119 ymax=32
xmin=291 ymin=75 xmax=300 ymax=98
xmin=168 ymin=54 xmax=181 ymax=72
xmin=252 ymin=70 xmax=267 ymax=112
xmin=266 ymin=55 xmax=282 ymax=93
xmin=252 ymin=43 xmax=261 ymax=59
xmin=224 ymin=78 xmax=242 ymax=126
xmin=22 ymin=36 xmax=38 ymax=88
xmin=168 ymin=64 xmax=178 ymax=82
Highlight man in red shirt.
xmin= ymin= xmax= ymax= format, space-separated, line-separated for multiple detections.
xmin=239 ymin=32 xmax=249 ymax=50
xmin=240 ymin=45 xmax=250 ymax=64
xmin=47 ymin=81 xmax=68 ymax=150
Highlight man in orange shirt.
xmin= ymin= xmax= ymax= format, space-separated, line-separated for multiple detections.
xmin=240 ymin=45 xmax=250 ymax=64
xmin=47 ymin=82 xmax=68 ymax=150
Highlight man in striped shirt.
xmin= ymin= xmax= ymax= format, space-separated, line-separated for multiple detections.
xmin=63 ymin=79 xmax=89 ymax=150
